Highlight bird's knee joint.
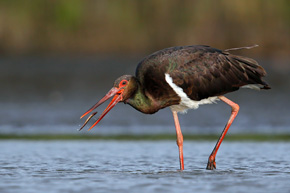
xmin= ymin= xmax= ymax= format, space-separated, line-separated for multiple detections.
xmin=176 ymin=138 xmax=183 ymax=147
xmin=232 ymin=103 xmax=239 ymax=113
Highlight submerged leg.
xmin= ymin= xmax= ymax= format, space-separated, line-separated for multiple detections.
xmin=206 ymin=96 xmax=240 ymax=170
xmin=172 ymin=111 xmax=184 ymax=170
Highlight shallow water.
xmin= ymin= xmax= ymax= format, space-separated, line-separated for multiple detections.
xmin=1 ymin=140 xmax=290 ymax=193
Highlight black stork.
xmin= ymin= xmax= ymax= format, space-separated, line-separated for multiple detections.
xmin=79 ymin=45 xmax=270 ymax=170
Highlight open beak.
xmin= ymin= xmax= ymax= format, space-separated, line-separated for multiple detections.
xmin=79 ymin=87 xmax=123 ymax=131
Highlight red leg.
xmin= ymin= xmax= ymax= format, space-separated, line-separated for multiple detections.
xmin=172 ymin=111 xmax=184 ymax=170
xmin=206 ymin=96 xmax=240 ymax=170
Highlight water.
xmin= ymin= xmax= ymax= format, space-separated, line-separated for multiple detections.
xmin=1 ymin=140 xmax=290 ymax=193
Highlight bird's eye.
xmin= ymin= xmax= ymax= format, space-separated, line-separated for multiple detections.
xmin=119 ymin=80 xmax=127 ymax=87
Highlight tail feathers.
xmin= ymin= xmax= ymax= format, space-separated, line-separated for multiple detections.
xmin=242 ymin=83 xmax=271 ymax=90
xmin=227 ymin=54 xmax=271 ymax=90
xmin=232 ymin=55 xmax=267 ymax=76
xmin=261 ymin=83 xmax=271 ymax=90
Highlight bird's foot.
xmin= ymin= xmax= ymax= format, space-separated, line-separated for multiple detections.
xmin=206 ymin=156 xmax=216 ymax=170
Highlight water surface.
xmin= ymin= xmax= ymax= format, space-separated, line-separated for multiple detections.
xmin=1 ymin=140 xmax=290 ymax=193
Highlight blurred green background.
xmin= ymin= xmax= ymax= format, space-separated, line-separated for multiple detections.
xmin=0 ymin=0 xmax=289 ymax=57
xmin=1 ymin=0 xmax=290 ymax=138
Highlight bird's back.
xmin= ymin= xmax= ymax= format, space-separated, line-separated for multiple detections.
xmin=136 ymin=45 xmax=270 ymax=107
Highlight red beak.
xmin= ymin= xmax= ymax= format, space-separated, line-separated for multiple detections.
xmin=79 ymin=87 xmax=123 ymax=131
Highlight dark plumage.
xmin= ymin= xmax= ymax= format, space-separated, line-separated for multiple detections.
xmin=80 ymin=45 xmax=270 ymax=170
xmin=136 ymin=45 xmax=269 ymax=102
xmin=126 ymin=45 xmax=269 ymax=114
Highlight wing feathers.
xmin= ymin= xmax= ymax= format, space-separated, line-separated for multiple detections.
xmin=136 ymin=45 xmax=270 ymax=103
xmin=168 ymin=46 xmax=270 ymax=100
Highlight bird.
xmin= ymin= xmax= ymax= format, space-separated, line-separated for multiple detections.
xmin=79 ymin=45 xmax=270 ymax=170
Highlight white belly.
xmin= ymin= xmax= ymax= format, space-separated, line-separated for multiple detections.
xmin=165 ymin=73 xmax=219 ymax=113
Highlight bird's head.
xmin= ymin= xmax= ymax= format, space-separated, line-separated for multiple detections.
xmin=79 ymin=75 xmax=138 ymax=131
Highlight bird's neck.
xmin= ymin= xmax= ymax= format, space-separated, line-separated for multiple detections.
xmin=126 ymin=83 xmax=159 ymax=114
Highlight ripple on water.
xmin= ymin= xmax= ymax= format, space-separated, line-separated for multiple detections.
xmin=0 ymin=141 xmax=290 ymax=193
